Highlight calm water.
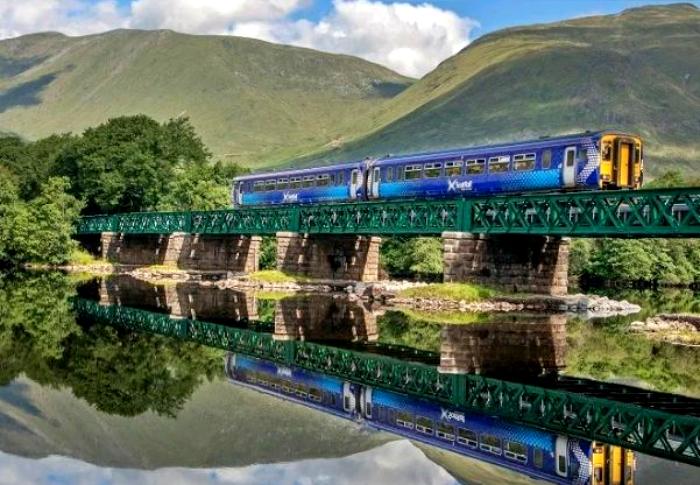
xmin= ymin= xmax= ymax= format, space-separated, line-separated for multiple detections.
xmin=0 ymin=272 xmax=699 ymax=484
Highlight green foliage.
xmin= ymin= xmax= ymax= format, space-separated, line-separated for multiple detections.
xmin=566 ymin=318 xmax=700 ymax=397
xmin=570 ymin=171 xmax=700 ymax=286
xmin=381 ymin=237 xmax=443 ymax=280
xmin=0 ymin=177 xmax=83 ymax=266
xmin=158 ymin=161 xmax=246 ymax=211
xmin=0 ymin=272 xmax=222 ymax=416
xmin=378 ymin=311 xmax=442 ymax=353
xmin=55 ymin=115 xmax=211 ymax=213
xmin=259 ymin=236 xmax=277 ymax=270
xmin=248 ymin=270 xmax=311 ymax=283
xmin=398 ymin=283 xmax=495 ymax=302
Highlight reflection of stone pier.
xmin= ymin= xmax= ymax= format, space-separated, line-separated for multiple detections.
xmin=96 ymin=276 xmax=257 ymax=322
xmin=439 ymin=315 xmax=567 ymax=376
xmin=273 ymin=295 xmax=378 ymax=342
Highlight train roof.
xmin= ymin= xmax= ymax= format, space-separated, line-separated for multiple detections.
xmin=374 ymin=129 xmax=639 ymax=164
xmin=234 ymin=160 xmax=362 ymax=182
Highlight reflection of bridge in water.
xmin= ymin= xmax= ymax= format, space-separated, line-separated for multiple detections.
xmin=73 ymin=276 xmax=700 ymax=467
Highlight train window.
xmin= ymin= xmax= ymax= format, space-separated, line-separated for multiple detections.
xmin=351 ymin=171 xmax=359 ymax=185
xmin=566 ymin=148 xmax=576 ymax=167
xmin=488 ymin=156 xmax=510 ymax=173
xmin=466 ymin=158 xmax=485 ymax=175
xmin=480 ymin=433 xmax=502 ymax=455
xmin=386 ymin=167 xmax=394 ymax=181
xmin=505 ymin=441 xmax=528 ymax=463
xmin=397 ymin=166 xmax=404 ymax=180
xmin=542 ymin=149 xmax=552 ymax=169
xmin=457 ymin=428 xmax=478 ymax=448
xmin=302 ymin=176 xmax=315 ymax=188
xmin=253 ymin=181 xmax=265 ymax=192
xmin=265 ymin=180 xmax=277 ymax=191
xmin=578 ymin=148 xmax=588 ymax=162
xmin=277 ymin=178 xmax=289 ymax=190
xmin=290 ymin=176 xmax=302 ymax=189
xmin=557 ymin=455 xmax=567 ymax=475
xmin=405 ymin=164 xmax=422 ymax=180
xmin=603 ymin=144 xmax=612 ymax=161
xmin=437 ymin=423 xmax=455 ymax=441
xmin=445 ymin=160 xmax=463 ymax=176
xmin=424 ymin=162 xmax=442 ymax=178
xmin=416 ymin=416 xmax=434 ymax=435
xmin=396 ymin=411 xmax=414 ymax=429
xmin=317 ymin=174 xmax=330 ymax=187
xmin=514 ymin=153 xmax=536 ymax=171
xmin=309 ymin=388 xmax=323 ymax=402
xmin=337 ymin=172 xmax=344 ymax=185
xmin=534 ymin=449 xmax=544 ymax=468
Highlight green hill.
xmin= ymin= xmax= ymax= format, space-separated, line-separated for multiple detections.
xmin=299 ymin=3 xmax=700 ymax=176
xmin=0 ymin=29 xmax=411 ymax=168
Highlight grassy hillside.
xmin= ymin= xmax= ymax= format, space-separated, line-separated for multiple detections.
xmin=299 ymin=3 xmax=700 ymax=176
xmin=0 ymin=29 xmax=411 ymax=167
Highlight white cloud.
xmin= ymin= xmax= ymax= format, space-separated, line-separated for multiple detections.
xmin=0 ymin=0 xmax=477 ymax=77
xmin=234 ymin=0 xmax=477 ymax=77
xmin=129 ymin=0 xmax=309 ymax=33
xmin=0 ymin=1 xmax=127 ymax=38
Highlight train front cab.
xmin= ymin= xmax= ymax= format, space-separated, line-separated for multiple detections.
xmin=591 ymin=443 xmax=635 ymax=485
xmin=599 ymin=133 xmax=643 ymax=189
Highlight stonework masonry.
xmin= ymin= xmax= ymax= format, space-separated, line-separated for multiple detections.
xmin=276 ymin=232 xmax=380 ymax=282
xmin=442 ymin=232 xmax=570 ymax=295
xmin=99 ymin=232 xmax=260 ymax=273
xmin=439 ymin=315 xmax=567 ymax=375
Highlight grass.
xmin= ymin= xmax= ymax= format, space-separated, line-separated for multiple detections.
xmin=251 ymin=290 xmax=294 ymax=300
xmin=398 ymin=282 xmax=495 ymax=302
xmin=248 ymin=270 xmax=312 ymax=283
xmin=68 ymin=248 xmax=111 ymax=266
xmin=394 ymin=307 xmax=489 ymax=325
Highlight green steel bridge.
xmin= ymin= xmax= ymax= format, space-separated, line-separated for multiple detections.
xmin=76 ymin=187 xmax=700 ymax=237
xmin=74 ymin=297 xmax=700 ymax=467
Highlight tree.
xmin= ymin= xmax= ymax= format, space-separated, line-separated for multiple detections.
xmin=55 ymin=115 xmax=211 ymax=214
xmin=158 ymin=161 xmax=247 ymax=211
xmin=0 ymin=177 xmax=83 ymax=266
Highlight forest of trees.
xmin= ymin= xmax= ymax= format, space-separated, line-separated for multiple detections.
xmin=0 ymin=115 xmax=245 ymax=267
xmin=1 ymin=115 xmax=700 ymax=286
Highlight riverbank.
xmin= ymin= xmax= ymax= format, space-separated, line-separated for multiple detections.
xmin=630 ymin=314 xmax=700 ymax=346
xmin=36 ymin=263 xmax=642 ymax=317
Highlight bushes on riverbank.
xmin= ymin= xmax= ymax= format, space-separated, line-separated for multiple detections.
xmin=0 ymin=175 xmax=82 ymax=266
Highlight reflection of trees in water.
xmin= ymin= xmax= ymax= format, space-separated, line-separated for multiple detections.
xmin=0 ymin=272 xmax=222 ymax=417
xmin=377 ymin=311 xmax=441 ymax=352
xmin=566 ymin=317 xmax=700 ymax=398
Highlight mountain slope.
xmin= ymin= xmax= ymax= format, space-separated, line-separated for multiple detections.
xmin=300 ymin=3 xmax=700 ymax=175
xmin=0 ymin=29 xmax=411 ymax=167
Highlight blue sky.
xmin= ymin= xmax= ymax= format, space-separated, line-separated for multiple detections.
xmin=1 ymin=1 xmax=698 ymax=77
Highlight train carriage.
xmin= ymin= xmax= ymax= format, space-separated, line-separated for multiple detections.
xmin=232 ymin=131 xmax=643 ymax=207
xmin=225 ymin=353 xmax=635 ymax=485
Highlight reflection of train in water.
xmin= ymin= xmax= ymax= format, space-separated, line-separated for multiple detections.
xmin=225 ymin=353 xmax=634 ymax=485
xmin=232 ymin=131 xmax=644 ymax=207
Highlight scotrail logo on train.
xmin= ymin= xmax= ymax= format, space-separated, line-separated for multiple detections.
xmin=447 ymin=179 xmax=473 ymax=192
xmin=441 ymin=408 xmax=466 ymax=423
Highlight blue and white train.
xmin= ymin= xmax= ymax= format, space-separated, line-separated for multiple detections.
xmin=225 ymin=353 xmax=635 ymax=485
xmin=231 ymin=131 xmax=643 ymax=207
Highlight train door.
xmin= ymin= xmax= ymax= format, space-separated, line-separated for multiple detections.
xmin=562 ymin=147 xmax=577 ymax=188
xmin=350 ymin=169 xmax=361 ymax=200
xmin=233 ymin=182 xmax=243 ymax=207
xmin=555 ymin=436 xmax=569 ymax=478
xmin=616 ymin=139 xmax=634 ymax=188
xmin=342 ymin=382 xmax=356 ymax=414
xmin=368 ymin=167 xmax=380 ymax=199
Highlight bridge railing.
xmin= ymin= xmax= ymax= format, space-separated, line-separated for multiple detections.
xmin=76 ymin=187 xmax=700 ymax=237
xmin=74 ymin=298 xmax=700 ymax=466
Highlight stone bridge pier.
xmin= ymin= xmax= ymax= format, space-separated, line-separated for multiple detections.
xmin=442 ymin=232 xmax=570 ymax=295
xmin=98 ymin=232 xmax=260 ymax=273
xmin=438 ymin=314 xmax=567 ymax=376
xmin=273 ymin=295 xmax=378 ymax=342
xmin=276 ymin=232 xmax=380 ymax=281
